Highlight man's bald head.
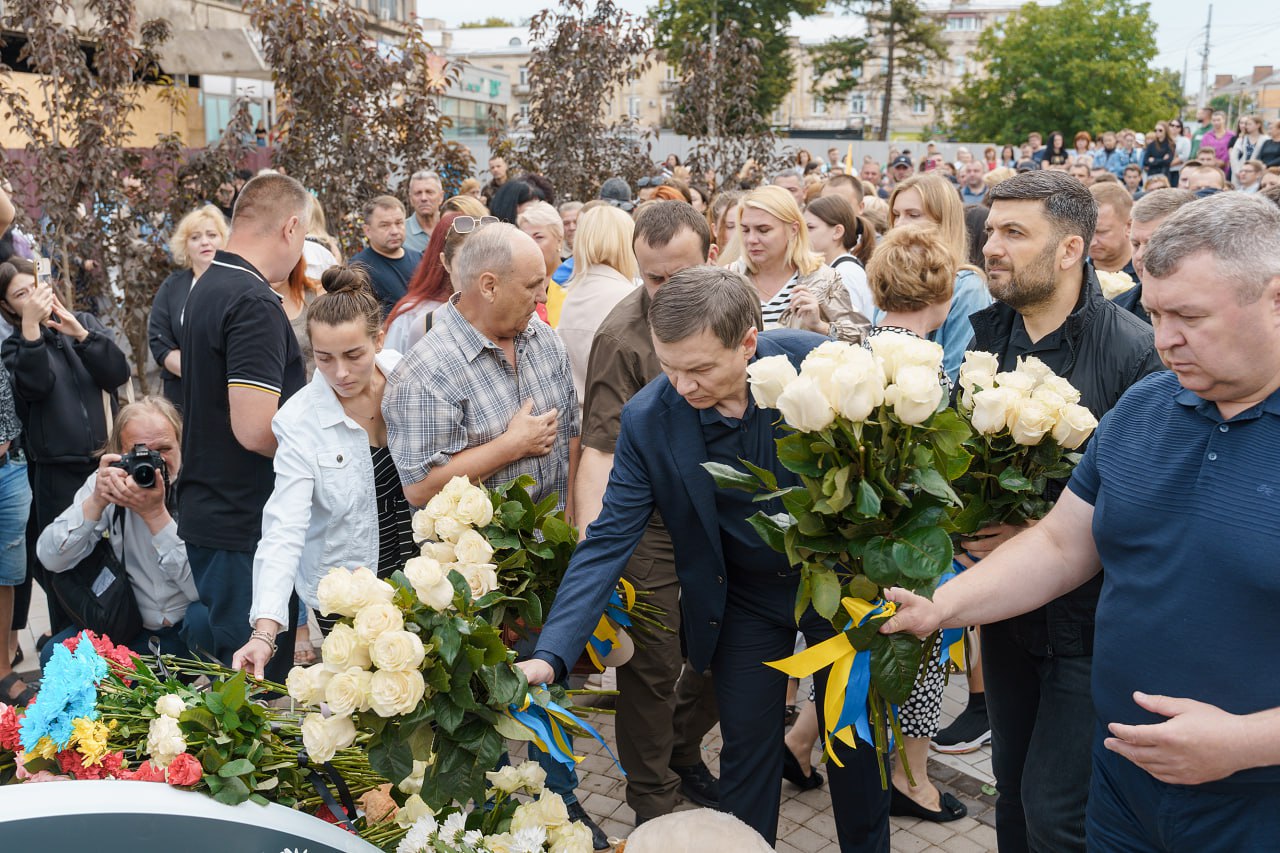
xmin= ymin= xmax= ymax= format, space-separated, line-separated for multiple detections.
xmin=231 ymin=173 xmax=310 ymax=237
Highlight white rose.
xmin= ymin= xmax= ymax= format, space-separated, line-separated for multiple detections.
xmin=321 ymin=622 xmax=372 ymax=671
xmin=315 ymin=568 xmax=358 ymax=618
xmin=776 ymin=376 xmax=836 ymax=433
xmin=548 ymin=821 xmax=595 ymax=853
xmin=1031 ymin=385 xmax=1068 ymax=416
xmin=420 ymin=541 xmax=456 ymax=563
xmin=453 ymin=529 xmax=496 ymax=565
xmin=995 ymin=371 xmax=1036 ymax=395
xmin=1097 ymin=269 xmax=1137 ymax=299
xmin=324 ymin=666 xmax=373 ymax=716
xmin=515 ymin=760 xmax=547 ymax=793
xmin=800 ymin=341 xmax=852 ymax=394
xmin=1051 ymin=403 xmax=1098 ymax=450
xmin=1037 ymin=374 xmax=1082 ymax=405
xmin=511 ymin=790 xmax=570 ymax=833
xmin=746 ymin=355 xmax=799 ymax=408
xmin=369 ymin=668 xmax=427 ymax=717
xmin=424 ymin=489 xmax=458 ymax=522
xmin=286 ymin=662 xmax=334 ymax=705
xmin=455 ymin=563 xmax=500 ymax=600
xmin=146 ymin=714 xmax=187 ymax=768
xmin=969 ymin=387 xmax=1020 ymax=435
xmin=370 ymin=629 xmax=426 ymax=672
xmin=301 ymin=712 xmax=356 ymax=763
xmin=433 ymin=515 xmax=469 ymax=544
xmin=348 ymin=566 xmax=395 ymax=610
xmin=155 ymin=694 xmax=186 ymax=719
xmin=398 ymin=761 xmax=431 ymax=796
xmin=1008 ymin=397 xmax=1057 ymax=446
xmin=1015 ymin=355 xmax=1055 ymax=386
xmin=959 ymin=350 xmax=1000 ymax=383
xmin=411 ymin=508 xmax=437 ymax=544
xmin=395 ymin=794 xmax=436 ymax=830
xmin=454 ymin=488 xmax=495 ymax=528
xmin=885 ymin=365 xmax=944 ymax=425
xmin=441 ymin=476 xmax=473 ymax=500
xmin=485 ymin=764 xmax=524 ymax=794
xmin=353 ymin=602 xmax=404 ymax=646
xmin=870 ymin=331 xmax=943 ymax=382
xmin=404 ymin=556 xmax=456 ymax=611
xmin=830 ymin=349 xmax=886 ymax=422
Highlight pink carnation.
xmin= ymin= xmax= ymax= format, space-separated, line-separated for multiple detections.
xmin=164 ymin=752 xmax=203 ymax=787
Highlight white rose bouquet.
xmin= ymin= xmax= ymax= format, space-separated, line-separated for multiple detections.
xmin=953 ymin=352 xmax=1099 ymax=532
xmin=704 ymin=333 xmax=974 ymax=772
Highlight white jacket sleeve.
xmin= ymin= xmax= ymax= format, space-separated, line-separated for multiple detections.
xmin=36 ymin=474 xmax=108 ymax=573
xmin=250 ymin=415 xmax=317 ymax=628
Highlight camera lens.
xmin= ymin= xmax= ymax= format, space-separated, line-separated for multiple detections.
xmin=132 ymin=462 xmax=156 ymax=488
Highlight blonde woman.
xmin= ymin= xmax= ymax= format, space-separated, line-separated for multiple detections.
xmin=517 ymin=201 xmax=566 ymax=326
xmin=887 ymin=174 xmax=992 ymax=380
xmin=304 ymin=199 xmax=341 ymax=279
xmin=442 ymin=194 xmax=490 ymax=218
xmin=731 ymin=186 xmax=868 ymax=342
xmin=556 ymin=206 xmax=639 ymax=412
xmin=149 ymin=205 xmax=229 ymax=404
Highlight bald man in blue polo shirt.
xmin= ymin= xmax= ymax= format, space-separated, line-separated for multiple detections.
xmin=883 ymin=192 xmax=1280 ymax=851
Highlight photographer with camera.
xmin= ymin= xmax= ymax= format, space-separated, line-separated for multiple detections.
xmin=0 ymin=257 xmax=131 ymax=648
xmin=35 ymin=397 xmax=207 ymax=664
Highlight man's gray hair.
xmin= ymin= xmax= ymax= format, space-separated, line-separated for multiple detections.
xmin=1144 ymin=193 xmax=1280 ymax=304
xmin=452 ymin=222 xmax=516 ymax=291
xmin=1131 ymin=188 xmax=1196 ymax=224
xmin=409 ymin=170 xmax=441 ymax=186
xmin=649 ymin=265 xmax=762 ymax=348
xmin=771 ymin=168 xmax=803 ymax=184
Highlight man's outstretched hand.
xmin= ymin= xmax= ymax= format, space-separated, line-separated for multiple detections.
xmin=516 ymin=658 xmax=555 ymax=687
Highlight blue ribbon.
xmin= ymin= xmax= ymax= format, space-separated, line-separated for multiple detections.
xmin=507 ymin=687 xmax=626 ymax=776
xmin=936 ymin=558 xmax=970 ymax=670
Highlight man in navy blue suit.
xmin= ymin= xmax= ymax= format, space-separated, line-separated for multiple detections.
xmin=518 ymin=266 xmax=891 ymax=850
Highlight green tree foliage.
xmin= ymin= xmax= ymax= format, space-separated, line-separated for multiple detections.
xmin=948 ymin=0 xmax=1182 ymax=140
xmin=459 ymin=17 xmax=517 ymax=28
xmin=811 ymin=0 xmax=947 ymax=140
xmin=517 ymin=0 xmax=655 ymax=201
xmin=653 ymin=0 xmax=825 ymax=121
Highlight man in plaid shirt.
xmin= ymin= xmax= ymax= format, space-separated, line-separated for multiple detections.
xmin=383 ymin=222 xmax=580 ymax=512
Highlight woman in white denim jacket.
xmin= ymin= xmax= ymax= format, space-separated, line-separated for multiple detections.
xmin=237 ymin=267 xmax=413 ymax=676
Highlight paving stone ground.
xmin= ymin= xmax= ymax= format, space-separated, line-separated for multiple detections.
xmin=15 ymin=596 xmax=997 ymax=851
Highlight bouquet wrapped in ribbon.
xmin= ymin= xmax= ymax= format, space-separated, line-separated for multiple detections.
xmin=703 ymin=334 xmax=973 ymax=776
xmin=952 ymin=352 xmax=1098 ymax=533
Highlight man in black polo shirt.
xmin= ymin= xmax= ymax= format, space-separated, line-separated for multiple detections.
xmin=349 ymin=195 xmax=422 ymax=318
xmin=179 ymin=173 xmax=309 ymax=683
xmin=961 ymin=170 xmax=1164 ymax=852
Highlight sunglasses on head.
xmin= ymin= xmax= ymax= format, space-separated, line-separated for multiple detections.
xmin=451 ymin=215 xmax=498 ymax=234
xmin=636 ymin=176 xmax=666 ymax=188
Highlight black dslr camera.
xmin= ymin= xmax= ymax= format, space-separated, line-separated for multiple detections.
xmin=111 ymin=443 xmax=167 ymax=489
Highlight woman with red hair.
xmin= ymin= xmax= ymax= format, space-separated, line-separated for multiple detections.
xmin=384 ymin=211 xmax=464 ymax=354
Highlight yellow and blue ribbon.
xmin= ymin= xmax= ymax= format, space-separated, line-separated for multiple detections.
xmin=585 ymin=579 xmax=636 ymax=670
xmin=937 ymin=559 xmax=968 ymax=671
xmin=506 ymin=686 xmax=626 ymax=775
xmin=765 ymin=597 xmax=895 ymax=767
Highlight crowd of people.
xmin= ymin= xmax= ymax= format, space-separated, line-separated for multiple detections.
xmin=0 ymin=106 xmax=1278 ymax=853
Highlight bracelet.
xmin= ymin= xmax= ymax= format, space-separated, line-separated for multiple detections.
xmin=249 ymin=630 xmax=278 ymax=656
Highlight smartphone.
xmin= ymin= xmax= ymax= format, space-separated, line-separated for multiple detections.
xmin=36 ymin=258 xmax=58 ymax=322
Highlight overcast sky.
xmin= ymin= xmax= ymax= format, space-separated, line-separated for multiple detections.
xmin=424 ymin=1 xmax=1280 ymax=90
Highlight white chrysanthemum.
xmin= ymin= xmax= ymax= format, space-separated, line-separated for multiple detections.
xmin=395 ymin=813 xmax=439 ymax=853
xmin=511 ymin=826 xmax=548 ymax=853
xmin=440 ymin=811 xmax=469 ymax=843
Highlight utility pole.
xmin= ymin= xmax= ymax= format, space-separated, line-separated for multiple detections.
xmin=708 ymin=0 xmax=717 ymax=142
xmin=1197 ymin=4 xmax=1212 ymax=111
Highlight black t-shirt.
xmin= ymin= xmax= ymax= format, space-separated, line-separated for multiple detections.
xmin=1258 ymin=138 xmax=1280 ymax=169
xmin=178 ymin=250 xmax=305 ymax=551
xmin=350 ymin=246 xmax=422 ymax=317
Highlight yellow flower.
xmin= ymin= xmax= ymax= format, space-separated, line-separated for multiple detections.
xmin=29 ymin=735 xmax=58 ymax=760
xmin=71 ymin=718 xmax=112 ymax=766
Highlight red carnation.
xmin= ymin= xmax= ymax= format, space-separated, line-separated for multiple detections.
xmin=0 ymin=704 xmax=22 ymax=751
xmin=99 ymin=751 xmax=126 ymax=778
xmin=123 ymin=760 xmax=167 ymax=783
xmin=164 ymin=752 xmax=203 ymax=787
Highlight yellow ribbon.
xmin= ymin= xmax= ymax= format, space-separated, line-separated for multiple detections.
xmin=585 ymin=578 xmax=639 ymax=670
xmin=765 ymin=597 xmax=896 ymax=767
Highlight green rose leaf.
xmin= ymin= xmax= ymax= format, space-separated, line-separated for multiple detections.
xmin=810 ymin=567 xmax=843 ymax=619
xmin=862 ymin=536 xmax=900 ymax=587
xmin=217 ymin=758 xmax=255 ymax=778
xmin=747 ymin=511 xmax=790 ymax=553
xmin=742 ymin=458 xmax=779 ymax=492
xmin=701 ymin=461 xmax=764 ymax=492
xmin=997 ymin=467 xmax=1034 ymax=492
xmin=855 ymin=479 xmax=881 ymax=517
xmin=892 ymin=526 xmax=954 ymax=581
xmin=777 ymin=433 xmax=825 ymax=477
xmin=869 ymin=632 xmax=926 ymax=706
xmin=369 ymin=736 xmax=415 ymax=786
xmin=909 ymin=467 xmax=962 ymax=506
xmin=540 ymin=515 xmax=576 ymax=546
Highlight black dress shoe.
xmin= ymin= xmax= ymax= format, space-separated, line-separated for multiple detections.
xmin=889 ymin=785 xmax=968 ymax=822
xmin=671 ymin=760 xmax=720 ymax=808
xmin=781 ymin=746 xmax=824 ymax=790
xmin=566 ymin=800 xmax=611 ymax=850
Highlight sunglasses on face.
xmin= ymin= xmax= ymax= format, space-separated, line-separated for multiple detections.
xmin=451 ymin=215 xmax=498 ymax=234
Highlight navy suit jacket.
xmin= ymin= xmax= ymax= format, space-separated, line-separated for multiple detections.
xmin=535 ymin=328 xmax=828 ymax=674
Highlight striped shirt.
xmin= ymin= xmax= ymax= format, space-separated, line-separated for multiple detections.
xmin=372 ymin=445 xmax=416 ymax=576
xmin=759 ymin=275 xmax=800 ymax=328
xmin=384 ymin=295 xmax=580 ymax=509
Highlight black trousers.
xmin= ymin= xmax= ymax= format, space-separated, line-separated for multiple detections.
xmin=711 ymin=571 xmax=891 ymax=851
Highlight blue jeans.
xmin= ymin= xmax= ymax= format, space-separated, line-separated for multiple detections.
xmin=1087 ymin=727 xmax=1280 ymax=851
xmin=0 ymin=461 xmax=31 ymax=586
xmin=983 ymin=620 xmax=1094 ymax=853
xmin=188 ymin=545 xmax=298 ymax=684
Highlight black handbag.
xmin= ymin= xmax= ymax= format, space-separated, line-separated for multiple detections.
xmin=48 ymin=506 xmax=144 ymax=643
